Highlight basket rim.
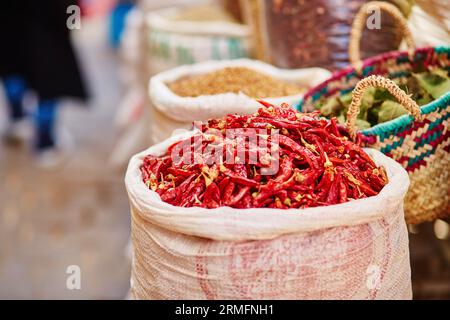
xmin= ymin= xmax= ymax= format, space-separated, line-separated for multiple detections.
xmin=297 ymin=46 xmax=450 ymax=136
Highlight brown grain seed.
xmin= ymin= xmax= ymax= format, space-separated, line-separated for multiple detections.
xmin=168 ymin=67 xmax=303 ymax=98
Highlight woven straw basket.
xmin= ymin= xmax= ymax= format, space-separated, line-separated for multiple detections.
xmin=298 ymin=2 xmax=450 ymax=224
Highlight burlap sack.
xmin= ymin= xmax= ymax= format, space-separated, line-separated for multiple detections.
xmin=125 ymin=133 xmax=412 ymax=300
xmin=149 ymin=59 xmax=331 ymax=144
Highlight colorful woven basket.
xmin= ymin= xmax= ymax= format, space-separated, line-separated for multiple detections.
xmin=298 ymin=45 xmax=450 ymax=224
xmin=299 ymin=1 xmax=450 ymax=225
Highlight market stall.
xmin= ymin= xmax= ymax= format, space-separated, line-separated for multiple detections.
xmin=122 ymin=0 xmax=450 ymax=300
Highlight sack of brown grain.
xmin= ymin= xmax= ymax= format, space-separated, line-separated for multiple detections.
xmin=125 ymin=132 xmax=412 ymax=300
xmin=148 ymin=59 xmax=331 ymax=144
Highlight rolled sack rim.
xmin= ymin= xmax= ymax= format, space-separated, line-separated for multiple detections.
xmin=125 ymin=131 xmax=410 ymax=241
xmin=149 ymin=59 xmax=332 ymax=123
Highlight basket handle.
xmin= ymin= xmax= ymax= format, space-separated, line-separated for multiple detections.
xmin=349 ymin=1 xmax=415 ymax=71
xmin=346 ymin=75 xmax=422 ymax=139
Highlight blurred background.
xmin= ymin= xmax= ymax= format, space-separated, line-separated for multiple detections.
xmin=0 ymin=0 xmax=448 ymax=299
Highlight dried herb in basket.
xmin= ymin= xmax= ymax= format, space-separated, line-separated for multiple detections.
xmin=315 ymin=68 xmax=450 ymax=129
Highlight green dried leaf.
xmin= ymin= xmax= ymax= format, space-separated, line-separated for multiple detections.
xmin=358 ymin=88 xmax=376 ymax=121
xmin=314 ymin=67 xmax=449 ymax=128
xmin=377 ymin=100 xmax=408 ymax=123
xmin=338 ymin=92 xmax=353 ymax=106
xmin=416 ymin=93 xmax=433 ymax=106
xmin=412 ymin=70 xmax=450 ymax=99
xmin=356 ymin=119 xmax=371 ymax=130
xmin=373 ymin=88 xmax=394 ymax=103
xmin=320 ymin=97 xmax=342 ymax=117
xmin=368 ymin=105 xmax=381 ymax=126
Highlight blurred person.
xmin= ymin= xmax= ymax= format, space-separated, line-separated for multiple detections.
xmin=0 ymin=0 xmax=88 ymax=165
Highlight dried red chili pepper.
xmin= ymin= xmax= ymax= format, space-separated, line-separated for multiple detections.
xmin=218 ymin=177 xmax=231 ymax=195
xmin=278 ymin=135 xmax=319 ymax=169
xmin=167 ymin=167 xmax=193 ymax=177
xmin=203 ymin=182 xmax=221 ymax=208
xmin=326 ymin=173 xmax=340 ymax=205
xmin=181 ymin=180 xmax=205 ymax=207
xmin=220 ymin=165 xmax=259 ymax=187
xmin=229 ymin=186 xmax=251 ymax=206
xmin=222 ymin=180 xmax=235 ymax=206
xmin=140 ymin=101 xmax=388 ymax=209
xmin=238 ymin=194 xmax=253 ymax=209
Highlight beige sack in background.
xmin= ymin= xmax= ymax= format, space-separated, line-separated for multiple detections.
xmin=125 ymin=132 xmax=412 ymax=300
xmin=146 ymin=4 xmax=252 ymax=75
xmin=404 ymin=5 xmax=450 ymax=47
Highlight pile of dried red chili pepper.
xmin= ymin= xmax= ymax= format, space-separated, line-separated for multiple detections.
xmin=141 ymin=102 xmax=388 ymax=209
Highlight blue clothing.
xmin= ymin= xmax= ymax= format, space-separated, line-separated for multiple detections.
xmin=109 ymin=2 xmax=135 ymax=49
xmin=35 ymin=100 xmax=57 ymax=150
xmin=4 ymin=76 xmax=27 ymax=121
xmin=3 ymin=76 xmax=57 ymax=150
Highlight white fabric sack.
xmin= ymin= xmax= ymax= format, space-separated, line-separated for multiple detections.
xmin=125 ymin=132 xmax=412 ymax=300
xmin=149 ymin=59 xmax=332 ymax=143
xmin=403 ymin=5 xmax=450 ymax=48
xmin=147 ymin=5 xmax=252 ymax=75
xmin=415 ymin=0 xmax=450 ymax=33
xmin=120 ymin=8 xmax=145 ymax=69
